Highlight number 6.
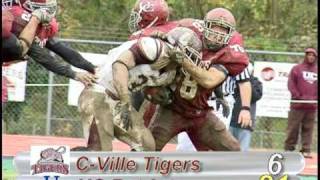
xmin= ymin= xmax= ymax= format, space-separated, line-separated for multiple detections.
xmin=268 ymin=153 xmax=284 ymax=175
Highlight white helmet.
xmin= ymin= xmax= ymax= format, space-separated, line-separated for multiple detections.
xmin=166 ymin=27 xmax=202 ymax=66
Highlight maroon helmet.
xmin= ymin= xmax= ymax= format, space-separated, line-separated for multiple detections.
xmin=129 ymin=0 xmax=169 ymax=33
xmin=203 ymin=8 xmax=236 ymax=50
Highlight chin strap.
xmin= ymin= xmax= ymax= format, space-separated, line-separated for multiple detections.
xmin=145 ymin=16 xmax=159 ymax=29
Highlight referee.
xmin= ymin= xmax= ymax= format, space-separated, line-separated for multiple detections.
xmin=208 ymin=63 xmax=253 ymax=129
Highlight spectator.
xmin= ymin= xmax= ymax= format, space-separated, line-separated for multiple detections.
xmin=284 ymin=47 xmax=318 ymax=158
xmin=229 ymin=62 xmax=263 ymax=151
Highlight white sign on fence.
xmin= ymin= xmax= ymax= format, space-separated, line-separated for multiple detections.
xmin=68 ymin=52 xmax=109 ymax=106
xmin=254 ymin=61 xmax=296 ymax=118
xmin=2 ymin=61 xmax=27 ymax=102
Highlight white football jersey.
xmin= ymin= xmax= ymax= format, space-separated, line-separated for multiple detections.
xmin=93 ymin=37 xmax=171 ymax=95
xmin=94 ymin=40 xmax=137 ymax=94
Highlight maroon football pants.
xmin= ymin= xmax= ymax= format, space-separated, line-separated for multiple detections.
xmin=87 ymin=104 xmax=240 ymax=152
xmin=149 ymin=106 xmax=240 ymax=151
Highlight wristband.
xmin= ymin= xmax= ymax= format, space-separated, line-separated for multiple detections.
xmin=241 ymin=106 xmax=251 ymax=111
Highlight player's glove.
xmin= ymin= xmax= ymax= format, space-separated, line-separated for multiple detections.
xmin=168 ymin=46 xmax=185 ymax=65
xmin=117 ymin=102 xmax=133 ymax=130
xmin=216 ymin=98 xmax=230 ymax=118
xmin=32 ymin=8 xmax=53 ymax=24
xmin=115 ymin=93 xmax=133 ymax=131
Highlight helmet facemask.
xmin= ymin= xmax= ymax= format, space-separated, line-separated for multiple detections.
xmin=178 ymin=45 xmax=203 ymax=74
xmin=128 ymin=1 xmax=158 ymax=33
xmin=2 ymin=0 xmax=13 ymax=9
xmin=204 ymin=18 xmax=235 ymax=51
xmin=128 ymin=10 xmax=142 ymax=33
xmin=184 ymin=46 xmax=202 ymax=66
xmin=23 ymin=0 xmax=57 ymax=17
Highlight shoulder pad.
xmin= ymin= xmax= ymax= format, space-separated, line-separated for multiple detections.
xmin=137 ymin=37 xmax=163 ymax=61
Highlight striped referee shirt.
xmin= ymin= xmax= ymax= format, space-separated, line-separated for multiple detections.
xmin=210 ymin=66 xmax=252 ymax=98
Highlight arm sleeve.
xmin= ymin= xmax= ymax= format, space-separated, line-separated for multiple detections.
xmin=45 ymin=38 xmax=95 ymax=73
xmin=250 ymin=77 xmax=263 ymax=103
xmin=2 ymin=34 xmax=24 ymax=61
xmin=27 ymin=42 xmax=76 ymax=79
xmin=287 ymin=67 xmax=300 ymax=99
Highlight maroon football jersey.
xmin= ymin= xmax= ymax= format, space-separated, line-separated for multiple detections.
xmin=2 ymin=9 xmax=14 ymax=38
xmin=130 ymin=19 xmax=249 ymax=118
xmin=171 ymin=21 xmax=249 ymax=118
xmin=9 ymin=5 xmax=59 ymax=46
xmin=129 ymin=21 xmax=179 ymax=40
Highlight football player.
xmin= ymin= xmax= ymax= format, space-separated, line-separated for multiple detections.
xmin=87 ymin=1 xmax=244 ymax=151
xmin=78 ymin=40 xmax=155 ymax=151
xmin=83 ymin=0 xmax=173 ymax=151
xmin=127 ymin=2 xmax=247 ymax=151
xmin=5 ymin=0 xmax=97 ymax=85
xmin=128 ymin=7 xmax=251 ymax=151
xmin=116 ymin=14 xmax=246 ymax=150
xmin=2 ymin=0 xmax=53 ymax=62
xmin=78 ymin=27 xmax=199 ymax=151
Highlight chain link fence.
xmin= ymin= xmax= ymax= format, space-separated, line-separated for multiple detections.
xmin=2 ymin=39 xmax=317 ymax=152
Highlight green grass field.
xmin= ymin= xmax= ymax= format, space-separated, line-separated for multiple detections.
xmin=3 ymin=157 xmax=16 ymax=180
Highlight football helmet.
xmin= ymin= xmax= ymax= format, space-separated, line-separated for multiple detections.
xmin=167 ymin=27 xmax=202 ymax=66
xmin=129 ymin=0 xmax=169 ymax=33
xmin=2 ymin=0 xmax=20 ymax=9
xmin=203 ymin=8 xmax=236 ymax=51
xmin=21 ymin=0 xmax=57 ymax=16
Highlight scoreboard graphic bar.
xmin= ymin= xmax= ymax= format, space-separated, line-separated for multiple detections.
xmin=14 ymin=151 xmax=305 ymax=179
